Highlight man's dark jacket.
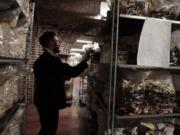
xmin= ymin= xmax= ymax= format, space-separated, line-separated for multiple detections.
xmin=33 ymin=51 xmax=88 ymax=108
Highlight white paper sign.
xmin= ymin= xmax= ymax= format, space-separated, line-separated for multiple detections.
xmin=137 ymin=18 xmax=171 ymax=67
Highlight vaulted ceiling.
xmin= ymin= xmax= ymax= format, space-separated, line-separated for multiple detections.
xmin=35 ymin=0 xmax=107 ymax=36
xmin=35 ymin=0 xmax=111 ymax=52
xmin=37 ymin=0 xmax=101 ymax=16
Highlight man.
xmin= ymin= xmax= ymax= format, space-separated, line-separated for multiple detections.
xmin=33 ymin=31 xmax=91 ymax=135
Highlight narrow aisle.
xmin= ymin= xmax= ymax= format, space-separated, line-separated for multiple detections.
xmin=58 ymin=105 xmax=82 ymax=135
xmin=26 ymin=104 xmax=82 ymax=135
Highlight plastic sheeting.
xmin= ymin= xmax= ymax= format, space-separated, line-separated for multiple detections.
xmin=149 ymin=0 xmax=180 ymax=20
xmin=115 ymin=121 xmax=175 ymax=135
xmin=16 ymin=0 xmax=29 ymax=18
xmin=117 ymin=70 xmax=176 ymax=115
xmin=119 ymin=0 xmax=149 ymax=16
xmin=0 ymin=64 xmax=29 ymax=119
xmin=2 ymin=106 xmax=24 ymax=135
xmin=0 ymin=0 xmax=29 ymax=27
xmin=119 ymin=0 xmax=180 ymax=20
xmin=0 ymin=76 xmax=20 ymax=118
xmin=0 ymin=22 xmax=27 ymax=58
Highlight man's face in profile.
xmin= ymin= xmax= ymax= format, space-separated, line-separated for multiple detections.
xmin=49 ymin=36 xmax=60 ymax=53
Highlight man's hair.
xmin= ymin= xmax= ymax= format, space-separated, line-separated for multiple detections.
xmin=39 ymin=31 xmax=56 ymax=47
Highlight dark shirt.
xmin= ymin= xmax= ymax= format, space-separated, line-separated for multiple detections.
xmin=33 ymin=51 xmax=88 ymax=108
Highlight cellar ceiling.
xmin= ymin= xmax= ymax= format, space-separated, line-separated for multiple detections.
xmin=35 ymin=0 xmax=110 ymax=51
xmin=35 ymin=0 xmax=106 ymax=33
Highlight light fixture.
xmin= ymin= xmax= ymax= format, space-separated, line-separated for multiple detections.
xmin=70 ymin=48 xmax=84 ymax=53
xmin=93 ymin=15 xmax=102 ymax=20
xmin=76 ymin=39 xmax=93 ymax=44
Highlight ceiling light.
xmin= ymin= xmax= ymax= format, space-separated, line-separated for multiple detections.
xmin=76 ymin=39 xmax=93 ymax=44
xmin=93 ymin=15 xmax=102 ymax=20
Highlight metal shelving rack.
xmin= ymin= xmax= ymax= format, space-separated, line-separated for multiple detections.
xmin=107 ymin=0 xmax=180 ymax=135
xmin=0 ymin=57 xmax=27 ymax=64
xmin=0 ymin=0 xmax=35 ymax=134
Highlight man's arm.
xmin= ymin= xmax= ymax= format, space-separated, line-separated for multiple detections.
xmin=63 ymin=50 xmax=92 ymax=79
xmin=63 ymin=60 xmax=88 ymax=78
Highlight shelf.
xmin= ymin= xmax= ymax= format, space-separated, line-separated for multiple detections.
xmin=106 ymin=0 xmax=112 ymax=9
xmin=115 ymin=113 xmax=180 ymax=120
xmin=120 ymin=14 xmax=180 ymax=25
xmin=0 ymin=57 xmax=28 ymax=64
xmin=0 ymin=99 xmax=25 ymax=133
xmin=115 ymin=113 xmax=180 ymax=127
xmin=95 ymin=63 xmax=180 ymax=71
xmin=118 ymin=64 xmax=180 ymax=71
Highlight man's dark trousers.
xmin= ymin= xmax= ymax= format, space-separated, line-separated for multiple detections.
xmin=37 ymin=105 xmax=59 ymax=135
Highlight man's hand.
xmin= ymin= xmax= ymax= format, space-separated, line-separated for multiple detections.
xmin=83 ymin=49 xmax=94 ymax=61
